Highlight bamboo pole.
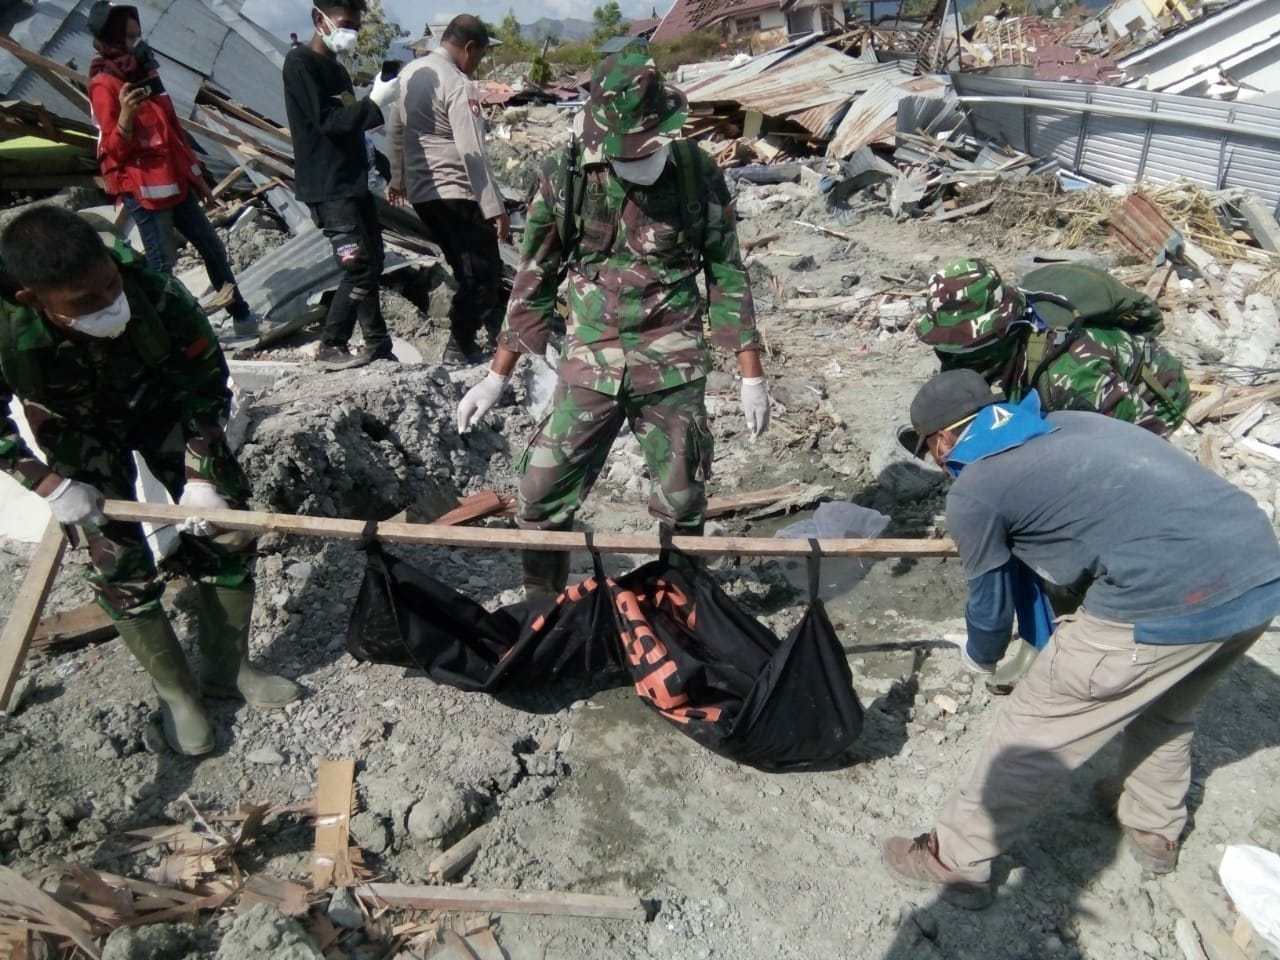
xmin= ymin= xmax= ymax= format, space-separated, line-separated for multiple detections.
xmin=103 ymin=501 xmax=958 ymax=559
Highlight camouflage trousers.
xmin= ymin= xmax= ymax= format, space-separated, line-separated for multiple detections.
xmin=44 ymin=418 xmax=253 ymax=620
xmin=516 ymin=374 xmax=712 ymax=533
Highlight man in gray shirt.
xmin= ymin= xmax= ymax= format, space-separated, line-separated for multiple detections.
xmin=387 ymin=15 xmax=510 ymax=365
xmin=884 ymin=369 xmax=1280 ymax=908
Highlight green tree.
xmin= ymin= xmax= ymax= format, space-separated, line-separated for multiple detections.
xmin=590 ymin=0 xmax=625 ymax=46
xmin=496 ymin=8 xmax=536 ymax=59
xmin=352 ymin=0 xmax=409 ymax=82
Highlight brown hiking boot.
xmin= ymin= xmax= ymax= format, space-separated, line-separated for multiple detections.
xmin=1092 ymin=778 xmax=1179 ymax=874
xmin=881 ymin=831 xmax=993 ymax=910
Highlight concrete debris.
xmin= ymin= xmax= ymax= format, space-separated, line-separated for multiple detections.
xmin=215 ymin=904 xmax=324 ymax=960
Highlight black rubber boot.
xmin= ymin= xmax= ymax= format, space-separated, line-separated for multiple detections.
xmin=521 ymin=550 xmax=570 ymax=599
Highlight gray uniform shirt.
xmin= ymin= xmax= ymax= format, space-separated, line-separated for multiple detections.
xmin=387 ymin=48 xmax=504 ymax=219
xmin=946 ymin=411 xmax=1280 ymax=623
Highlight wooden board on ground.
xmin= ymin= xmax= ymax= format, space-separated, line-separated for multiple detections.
xmin=429 ymin=824 xmax=490 ymax=882
xmin=432 ymin=492 xmax=514 ymax=527
xmin=0 ymin=520 xmax=67 ymax=710
xmin=355 ymin=883 xmax=648 ymax=922
xmin=103 ymin=500 xmax=959 ymax=559
xmin=311 ymin=759 xmax=356 ymax=890
xmin=31 ymin=603 xmax=115 ymax=650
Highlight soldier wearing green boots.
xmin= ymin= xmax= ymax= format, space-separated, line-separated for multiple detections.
xmin=457 ymin=50 xmax=770 ymax=597
xmin=0 ymin=206 xmax=300 ymax=756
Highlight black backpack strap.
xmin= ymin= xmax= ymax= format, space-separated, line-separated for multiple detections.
xmin=557 ymin=135 xmax=582 ymax=283
xmin=806 ymin=539 xmax=822 ymax=604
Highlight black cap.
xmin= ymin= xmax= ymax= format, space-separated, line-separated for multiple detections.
xmin=899 ymin=369 xmax=1004 ymax=458
xmin=87 ymin=2 xmax=139 ymax=40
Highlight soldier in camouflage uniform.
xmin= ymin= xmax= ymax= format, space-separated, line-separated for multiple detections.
xmin=456 ymin=50 xmax=770 ymax=596
xmin=915 ymin=259 xmax=1190 ymax=436
xmin=0 ymin=207 xmax=300 ymax=757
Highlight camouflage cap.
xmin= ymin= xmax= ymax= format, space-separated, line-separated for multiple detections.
xmin=580 ymin=49 xmax=688 ymax=160
xmin=915 ymin=258 xmax=1026 ymax=356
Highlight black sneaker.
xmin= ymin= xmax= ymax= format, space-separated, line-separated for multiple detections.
xmin=367 ymin=345 xmax=398 ymax=363
xmin=316 ymin=344 xmax=364 ymax=371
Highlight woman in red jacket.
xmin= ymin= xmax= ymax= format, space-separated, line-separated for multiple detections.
xmin=87 ymin=1 xmax=257 ymax=336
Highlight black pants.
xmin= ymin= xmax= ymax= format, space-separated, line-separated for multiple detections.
xmin=310 ymin=195 xmax=392 ymax=352
xmin=412 ymin=199 xmax=508 ymax=345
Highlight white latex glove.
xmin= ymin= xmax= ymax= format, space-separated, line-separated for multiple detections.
xmin=370 ymin=74 xmax=400 ymax=111
xmin=44 ymin=478 xmax=107 ymax=527
xmin=740 ymin=376 xmax=771 ymax=438
xmin=179 ymin=480 xmax=229 ymax=511
xmin=457 ymin=371 xmax=509 ymax=433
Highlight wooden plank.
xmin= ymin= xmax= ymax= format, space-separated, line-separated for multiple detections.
xmin=701 ymin=482 xmax=809 ymax=518
xmin=464 ymin=929 xmax=509 ymax=960
xmin=0 ymin=520 xmax=67 ymax=711
xmin=432 ymin=492 xmax=512 ymax=527
xmin=102 ymin=500 xmax=959 ymax=559
xmin=1187 ymin=386 xmax=1229 ymax=426
xmin=31 ymin=604 xmax=115 ymax=650
xmin=1165 ymin=880 xmax=1251 ymax=960
xmin=198 ymin=88 xmax=292 ymax=142
xmin=931 ymin=196 xmax=996 ymax=223
xmin=355 ymin=883 xmax=648 ymax=922
xmin=312 ymin=759 xmax=356 ymax=890
xmin=1214 ymin=384 xmax=1280 ymax=422
xmin=209 ymin=165 xmax=248 ymax=199
xmin=428 ymin=824 xmax=490 ymax=882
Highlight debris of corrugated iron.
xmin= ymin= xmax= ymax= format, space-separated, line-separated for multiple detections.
xmin=953 ymin=72 xmax=1280 ymax=214
xmin=1109 ymin=192 xmax=1186 ymax=265
xmin=827 ymin=75 xmax=946 ymax=158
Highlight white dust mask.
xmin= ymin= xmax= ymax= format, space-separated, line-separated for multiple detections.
xmin=316 ymin=8 xmax=359 ymax=55
xmin=66 ymin=289 xmax=131 ymax=339
xmin=609 ymin=143 xmax=671 ymax=186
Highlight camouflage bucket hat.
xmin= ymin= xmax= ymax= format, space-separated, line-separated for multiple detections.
xmin=915 ymin=258 xmax=1026 ymax=356
xmin=580 ymin=49 xmax=688 ymax=160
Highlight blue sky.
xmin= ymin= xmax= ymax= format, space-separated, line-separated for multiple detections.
xmin=240 ymin=0 xmax=664 ymax=42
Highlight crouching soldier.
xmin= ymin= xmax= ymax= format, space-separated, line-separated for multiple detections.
xmin=0 ymin=207 xmax=300 ymax=756
xmin=916 ymin=258 xmax=1190 ymax=436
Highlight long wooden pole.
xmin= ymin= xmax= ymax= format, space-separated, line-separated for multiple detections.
xmin=104 ymin=500 xmax=959 ymax=559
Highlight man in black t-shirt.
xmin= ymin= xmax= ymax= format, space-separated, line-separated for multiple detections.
xmin=283 ymin=0 xmax=399 ymax=370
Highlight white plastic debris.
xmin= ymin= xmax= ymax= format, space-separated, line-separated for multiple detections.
xmin=1219 ymin=844 xmax=1280 ymax=956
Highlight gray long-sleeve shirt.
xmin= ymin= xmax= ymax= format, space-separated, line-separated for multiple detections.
xmin=387 ymin=48 xmax=504 ymax=218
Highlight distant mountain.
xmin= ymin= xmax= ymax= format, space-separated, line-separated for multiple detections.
xmin=521 ymin=17 xmax=596 ymax=42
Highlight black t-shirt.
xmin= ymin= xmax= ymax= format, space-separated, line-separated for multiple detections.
xmin=282 ymin=46 xmax=383 ymax=203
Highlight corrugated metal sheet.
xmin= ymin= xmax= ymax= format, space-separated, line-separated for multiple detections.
xmin=678 ymin=43 xmax=912 ymax=136
xmin=0 ymin=0 xmax=287 ymax=135
xmin=827 ymin=75 xmax=945 ymax=158
xmin=952 ymin=73 xmax=1280 ymax=216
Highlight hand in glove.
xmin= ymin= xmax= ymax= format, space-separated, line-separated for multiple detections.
xmin=44 ymin=478 xmax=107 ymax=527
xmin=179 ymin=480 xmax=229 ymax=511
xmin=457 ymin=370 xmax=509 ymax=433
xmin=370 ymin=74 xmax=400 ymax=111
xmin=740 ymin=376 xmax=771 ymax=439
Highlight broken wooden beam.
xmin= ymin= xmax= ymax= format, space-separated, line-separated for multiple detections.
xmin=355 ymin=883 xmax=649 ymax=922
xmin=0 ymin=520 xmax=67 ymax=711
xmin=312 ymin=759 xmax=356 ymax=890
xmin=432 ymin=492 xmax=514 ymax=527
xmin=31 ymin=603 xmax=116 ymax=651
xmin=428 ymin=823 xmax=491 ymax=882
xmin=102 ymin=500 xmax=959 ymax=559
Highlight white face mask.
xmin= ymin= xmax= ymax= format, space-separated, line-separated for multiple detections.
xmin=316 ymin=8 xmax=359 ymax=55
xmin=609 ymin=143 xmax=671 ymax=186
xmin=65 ymin=290 xmax=131 ymax=339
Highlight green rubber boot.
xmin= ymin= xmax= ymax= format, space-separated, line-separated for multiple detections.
xmin=114 ymin=607 xmax=214 ymax=757
xmin=985 ymin=639 xmax=1040 ymax=696
xmin=521 ymin=550 xmax=571 ymax=599
xmin=195 ymin=582 xmax=303 ymax=708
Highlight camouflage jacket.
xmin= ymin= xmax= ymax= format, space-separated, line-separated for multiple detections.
xmin=497 ymin=141 xmax=761 ymax=396
xmin=0 ymin=239 xmax=237 ymax=490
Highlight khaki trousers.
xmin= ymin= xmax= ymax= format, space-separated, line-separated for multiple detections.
xmin=934 ymin=610 xmax=1267 ymax=882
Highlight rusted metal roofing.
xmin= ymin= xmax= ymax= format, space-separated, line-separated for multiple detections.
xmin=676 ymin=42 xmax=913 ymax=136
xmin=827 ymin=74 xmax=946 ymax=157
xmin=1108 ymin=192 xmax=1185 ymax=265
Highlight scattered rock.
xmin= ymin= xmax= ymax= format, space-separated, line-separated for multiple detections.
xmin=216 ymin=903 xmax=324 ymax=960
xmin=406 ymin=783 xmax=471 ymax=850
xmin=247 ymin=746 xmax=286 ymax=765
xmin=101 ymin=922 xmax=198 ymax=960
xmin=327 ymin=886 xmax=363 ymax=930
xmin=351 ymin=810 xmax=392 ymax=856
